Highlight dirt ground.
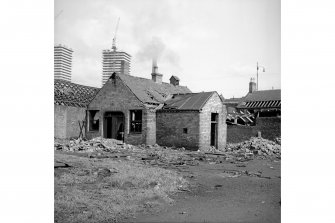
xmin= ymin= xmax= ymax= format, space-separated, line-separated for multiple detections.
xmin=55 ymin=137 xmax=281 ymax=223
xmin=126 ymin=158 xmax=281 ymax=223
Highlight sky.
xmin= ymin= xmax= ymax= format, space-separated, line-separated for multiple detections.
xmin=55 ymin=0 xmax=280 ymax=98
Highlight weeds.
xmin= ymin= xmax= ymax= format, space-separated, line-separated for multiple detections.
xmin=54 ymin=153 xmax=188 ymax=223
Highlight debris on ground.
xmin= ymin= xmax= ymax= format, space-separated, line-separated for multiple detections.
xmin=223 ymin=137 xmax=281 ymax=160
xmin=54 ymin=136 xmax=281 ymax=167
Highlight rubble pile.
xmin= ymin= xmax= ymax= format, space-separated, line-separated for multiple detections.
xmin=55 ymin=136 xmax=280 ymax=166
xmin=225 ymin=137 xmax=281 ymax=159
xmin=54 ymin=137 xmax=125 ymax=153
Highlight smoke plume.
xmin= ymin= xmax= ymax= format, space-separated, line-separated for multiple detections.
xmin=136 ymin=36 xmax=181 ymax=69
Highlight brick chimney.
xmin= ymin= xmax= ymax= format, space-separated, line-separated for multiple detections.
xmin=169 ymin=75 xmax=180 ymax=86
xmin=151 ymin=58 xmax=162 ymax=84
xmin=249 ymin=78 xmax=256 ymax=93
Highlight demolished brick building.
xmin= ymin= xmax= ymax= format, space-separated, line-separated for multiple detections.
xmin=54 ymin=67 xmax=227 ymax=151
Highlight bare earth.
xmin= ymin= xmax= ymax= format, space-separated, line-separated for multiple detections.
xmin=127 ymin=159 xmax=281 ymax=223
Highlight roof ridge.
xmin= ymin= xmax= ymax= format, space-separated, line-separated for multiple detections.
xmin=119 ymin=74 xmax=190 ymax=89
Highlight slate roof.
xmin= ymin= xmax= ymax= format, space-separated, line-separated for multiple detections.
xmin=118 ymin=74 xmax=191 ymax=104
xmin=237 ymin=89 xmax=281 ymax=109
xmin=162 ymin=92 xmax=215 ymax=110
xmin=54 ymin=79 xmax=100 ymax=107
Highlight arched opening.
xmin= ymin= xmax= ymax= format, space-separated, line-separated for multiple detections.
xmin=103 ymin=111 xmax=125 ymax=141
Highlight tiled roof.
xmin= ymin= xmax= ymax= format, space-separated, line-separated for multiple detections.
xmin=118 ymin=74 xmax=191 ymax=104
xmin=237 ymin=89 xmax=281 ymax=109
xmin=162 ymin=92 xmax=215 ymax=110
xmin=54 ymin=79 xmax=100 ymax=107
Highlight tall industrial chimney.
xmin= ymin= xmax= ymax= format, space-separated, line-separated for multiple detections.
xmin=249 ymin=78 xmax=257 ymax=93
xmin=151 ymin=58 xmax=162 ymax=84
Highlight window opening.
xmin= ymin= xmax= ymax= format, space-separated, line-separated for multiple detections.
xmin=88 ymin=110 xmax=99 ymax=131
xmin=130 ymin=110 xmax=142 ymax=133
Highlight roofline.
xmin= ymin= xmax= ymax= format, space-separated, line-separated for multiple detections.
xmin=198 ymin=91 xmax=217 ymax=109
xmin=54 ymin=79 xmax=100 ymax=90
xmin=157 ymin=109 xmax=200 ymax=113
xmin=95 ymin=73 xmax=146 ymax=108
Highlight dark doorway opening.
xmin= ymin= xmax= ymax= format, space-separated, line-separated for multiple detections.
xmin=104 ymin=112 xmax=125 ymax=141
xmin=210 ymin=113 xmax=218 ymax=147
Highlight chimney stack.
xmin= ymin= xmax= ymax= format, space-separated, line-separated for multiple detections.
xmin=151 ymin=58 xmax=162 ymax=84
xmin=249 ymin=78 xmax=256 ymax=93
xmin=169 ymin=75 xmax=180 ymax=86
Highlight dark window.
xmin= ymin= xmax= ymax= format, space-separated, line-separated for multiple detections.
xmin=211 ymin=113 xmax=218 ymax=122
xmin=183 ymin=128 xmax=188 ymax=134
xmin=130 ymin=110 xmax=142 ymax=133
xmin=88 ymin=110 xmax=99 ymax=131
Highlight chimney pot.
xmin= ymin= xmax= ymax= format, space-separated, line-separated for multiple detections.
xmin=249 ymin=78 xmax=256 ymax=93
xmin=152 ymin=73 xmax=163 ymax=84
xmin=151 ymin=58 xmax=162 ymax=84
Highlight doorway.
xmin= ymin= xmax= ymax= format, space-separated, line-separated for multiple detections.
xmin=210 ymin=113 xmax=218 ymax=148
xmin=103 ymin=112 xmax=125 ymax=141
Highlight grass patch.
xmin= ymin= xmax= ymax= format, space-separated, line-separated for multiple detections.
xmin=55 ymin=153 xmax=187 ymax=223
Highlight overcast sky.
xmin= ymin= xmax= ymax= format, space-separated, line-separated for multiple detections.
xmin=55 ymin=0 xmax=280 ymax=98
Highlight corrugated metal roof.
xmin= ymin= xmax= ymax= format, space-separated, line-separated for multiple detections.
xmin=54 ymin=79 xmax=100 ymax=107
xmin=162 ymin=92 xmax=215 ymax=110
xmin=117 ymin=74 xmax=191 ymax=104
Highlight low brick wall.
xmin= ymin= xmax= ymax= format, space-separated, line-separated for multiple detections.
xmin=227 ymin=117 xmax=281 ymax=143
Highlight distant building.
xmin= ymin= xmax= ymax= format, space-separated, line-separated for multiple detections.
xmin=54 ymin=44 xmax=73 ymax=82
xmin=225 ymin=78 xmax=281 ymax=143
xmin=102 ymin=49 xmax=131 ymax=86
xmin=237 ymin=89 xmax=281 ymax=117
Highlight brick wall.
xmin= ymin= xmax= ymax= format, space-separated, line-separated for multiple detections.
xmin=54 ymin=105 xmax=86 ymax=139
xmin=144 ymin=109 xmax=156 ymax=145
xmin=54 ymin=105 xmax=66 ymax=138
xmin=156 ymin=111 xmax=200 ymax=150
xmin=87 ymin=76 xmax=152 ymax=145
xmin=65 ymin=106 xmax=86 ymax=138
xmin=199 ymin=93 xmax=227 ymax=150
xmin=227 ymin=117 xmax=281 ymax=143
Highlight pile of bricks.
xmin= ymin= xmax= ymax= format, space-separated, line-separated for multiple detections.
xmin=54 ymin=136 xmax=280 ymax=165
xmin=224 ymin=137 xmax=281 ymax=159
xmin=54 ymin=137 xmax=123 ymax=153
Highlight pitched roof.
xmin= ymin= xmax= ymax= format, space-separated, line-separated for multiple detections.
xmin=117 ymin=74 xmax=191 ymax=104
xmin=162 ymin=92 xmax=215 ymax=110
xmin=242 ymin=89 xmax=280 ymax=102
xmin=237 ymin=89 xmax=281 ymax=109
xmin=54 ymin=79 xmax=100 ymax=107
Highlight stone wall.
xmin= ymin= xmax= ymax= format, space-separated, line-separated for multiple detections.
xmin=54 ymin=105 xmax=86 ymax=139
xmin=227 ymin=117 xmax=281 ymax=143
xmin=87 ymin=75 xmax=154 ymax=145
xmin=199 ymin=93 xmax=227 ymax=150
xmin=156 ymin=111 xmax=200 ymax=150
